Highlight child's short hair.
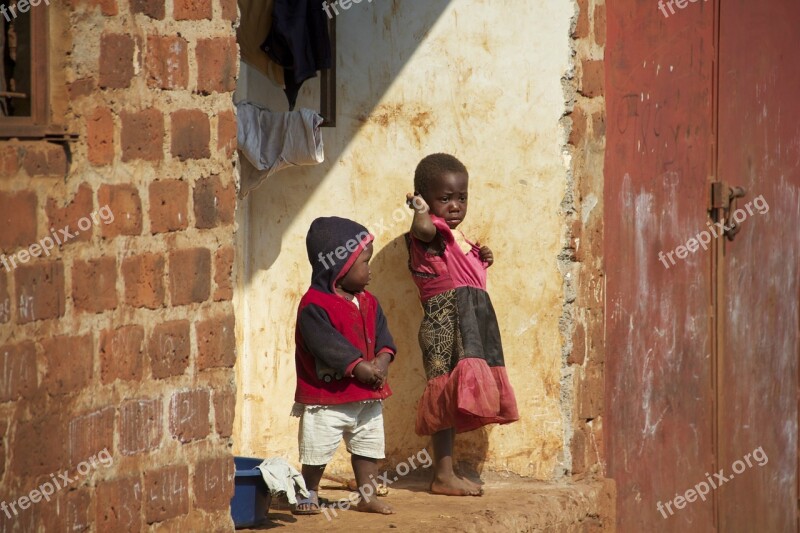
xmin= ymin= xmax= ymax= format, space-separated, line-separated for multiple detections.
xmin=414 ymin=153 xmax=468 ymax=196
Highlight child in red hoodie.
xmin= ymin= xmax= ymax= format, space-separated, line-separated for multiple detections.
xmin=292 ymin=216 xmax=395 ymax=515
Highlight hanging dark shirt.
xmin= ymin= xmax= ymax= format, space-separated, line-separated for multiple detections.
xmin=261 ymin=0 xmax=332 ymax=110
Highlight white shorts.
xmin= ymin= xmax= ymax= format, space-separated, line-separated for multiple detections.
xmin=296 ymin=401 xmax=385 ymax=466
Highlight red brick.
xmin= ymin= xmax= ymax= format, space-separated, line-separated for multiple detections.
xmin=96 ymin=476 xmax=143 ymax=533
xmin=194 ymin=456 xmax=234 ymax=511
xmin=0 ymin=420 xmax=6 ymax=482
xmin=0 ymin=190 xmax=36 ymax=249
xmin=13 ymin=413 xmax=67 ymax=476
xmin=130 ymin=0 xmax=164 ymax=19
xmin=594 ymin=3 xmax=606 ymax=47
xmin=170 ymin=109 xmax=210 ymax=161
xmin=569 ymin=107 xmax=587 ymax=147
xmin=220 ymin=0 xmax=237 ymax=21
xmin=577 ymin=363 xmax=603 ymax=419
xmin=41 ymin=334 xmax=93 ymax=395
xmin=69 ymin=77 xmax=96 ymax=100
xmin=144 ymin=465 xmax=189 ymax=523
xmin=0 ymin=341 xmax=37 ymax=402
xmin=196 ymin=37 xmax=237 ymax=94
xmin=592 ymin=109 xmax=606 ymax=137
xmin=99 ymin=34 xmax=135 ymax=89
xmin=213 ymin=389 xmax=234 ymax=438
xmin=169 ymin=248 xmax=211 ymax=305
xmin=45 ymin=183 xmax=94 ymax=244
xmin=149 ymin=320 xmax=190 ymax=378
xmin=194 ymin=175 xmax=235 ymax=229
xmin=571 ymin=423 xmax=588 ymax=474
xmin=169 ymin=389 xmax=210 ymax=443
xmin=0 ymin=270 xmax=8 ymax=323
xmin=573 ymin=0 xmax=589 ymax=38
xmin=21 ymin=143 xmax=69 ymax=177
xmin=100 ymin=325 xmax=145 ymax=383
xmin=120 ymin=108 xmax=164 ymax=162
xmin=98 ymin=184 xmax=143 ymax=237
xmin=88 ymin=107 xmax=115 ymax=166
xmin=213 ymin=246 xmax=234 ymax=301
xmin=41 ymin=487 xmax=93 ymax=533
xmin=73 ymin=256 xmax=118 ymax=313
xmin=146 ymin=35 xmax=189 ymax=90
xmin=149 ymin=180 xmax=189 ymax=234
xmin=68 ymin=407 xmax=115 ymax=466
xmin=174 ymin=0 xmax=211 ymax=20
xmin=0 ymin=145 xmax=19 ymax=177
xmin=580 ymin=59 xmax=604 ymax=98
xmin=15 ymin=261 xmax=65 ymax=323
xmin=119 ymin=397 xmax=162 ymax=455
xmin=217 ymin=109 xmax=236 ymax=157
xmin=568 ymin=321 xmax=586 ymax=366
xmin=122 ymin=253 xmax=165 ymax=309
xmin=196 ymin=313 xmax=235 ymax=370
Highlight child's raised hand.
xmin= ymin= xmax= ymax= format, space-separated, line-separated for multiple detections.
xmin=406 ymin=192 xmax=429 ymax=213
xmin=478 ymin=243 xmax=494 ymax=266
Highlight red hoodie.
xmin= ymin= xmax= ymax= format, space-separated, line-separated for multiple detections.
xmin=294 ymin=217 xmax=396 ymax=405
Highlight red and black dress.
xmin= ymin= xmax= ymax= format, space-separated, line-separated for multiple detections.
xmin=405 ymin=215 xmax=519 ymax=435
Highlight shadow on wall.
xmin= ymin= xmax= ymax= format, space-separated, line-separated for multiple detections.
xmin=242 ymin=0 xmax=454 ymax=274
xmin=235 ymin=0 xmax=514 ymax=474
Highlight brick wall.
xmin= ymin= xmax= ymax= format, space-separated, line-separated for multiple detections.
xmin=563 ymin=0 xmax=607 ymax=480
xmin=0 ymin=1 xmax=238 ymax=531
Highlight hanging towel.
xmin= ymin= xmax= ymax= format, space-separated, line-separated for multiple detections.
xmin=256 ymin=457 xmax=310 ymax=505
xmin=236 ymin=100 xmax=325 ymax=196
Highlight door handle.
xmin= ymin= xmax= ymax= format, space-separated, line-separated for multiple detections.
xmin=709 ymin=182 xmax=747 ymax=241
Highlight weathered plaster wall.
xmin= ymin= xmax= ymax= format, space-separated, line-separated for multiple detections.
xmin=234 ymin=0 xmax=575 ymax=479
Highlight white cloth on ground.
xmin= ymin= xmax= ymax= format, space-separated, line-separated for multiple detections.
xmin=236 ymin=101 xmax=324 ymax=197
xmin=256 ymin=457 xmax=310 ymax=505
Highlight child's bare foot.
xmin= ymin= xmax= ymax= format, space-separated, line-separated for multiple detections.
xmin=458 ymin=475 xmax=484 ymax=494
xmin=356 ymin=497 xmax=394 ymax=514
xmin=430 ymin=474 xmax=483 ymax=496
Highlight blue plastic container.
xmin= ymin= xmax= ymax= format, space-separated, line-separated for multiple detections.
xmin=231 ymin=456 xmax=270 ymax=528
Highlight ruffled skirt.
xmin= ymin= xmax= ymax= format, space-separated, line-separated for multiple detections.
xmin=415 ymin=287 xmax=519 ymax=435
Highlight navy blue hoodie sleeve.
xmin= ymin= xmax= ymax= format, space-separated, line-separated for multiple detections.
xmin=298 ymin=304 xmax=362 ymax=372
xmin=374 ymin=302 xmax=396 ymax=360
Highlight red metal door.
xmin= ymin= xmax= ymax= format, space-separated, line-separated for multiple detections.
xmin=607 ymin=0 xmax=800 ymax=531
xmin=715 ymin=1 xmax=800 ymax=531
xmin=605 ymin=1 xmax=717 ymax=531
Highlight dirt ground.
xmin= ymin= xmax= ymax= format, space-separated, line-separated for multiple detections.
xmin=238 ymin=476 xmax=613 ymax=532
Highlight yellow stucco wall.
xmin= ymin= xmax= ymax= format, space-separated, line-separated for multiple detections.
xmin=233 ymin=0 xmax=574 ymax=479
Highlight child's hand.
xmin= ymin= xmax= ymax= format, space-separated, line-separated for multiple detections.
xmin=372 ymin=353 xmax=392 ymax=388
xmin=353 ymin=360 xmax=383 ymax=388
xmin=406 ymin=192 xmax=429 ymax=213
xmin=478 ymin=243 xmax=494 ymax=266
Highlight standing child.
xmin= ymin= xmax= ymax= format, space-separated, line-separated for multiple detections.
xmin=292 ymin=216 xmax=395 ymax=515
xmin=405 ymin=153 xmax=519 ymax=496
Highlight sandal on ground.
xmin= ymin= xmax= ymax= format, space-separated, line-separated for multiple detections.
xmin=291 ymin=489 xmax=321 ymax=515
